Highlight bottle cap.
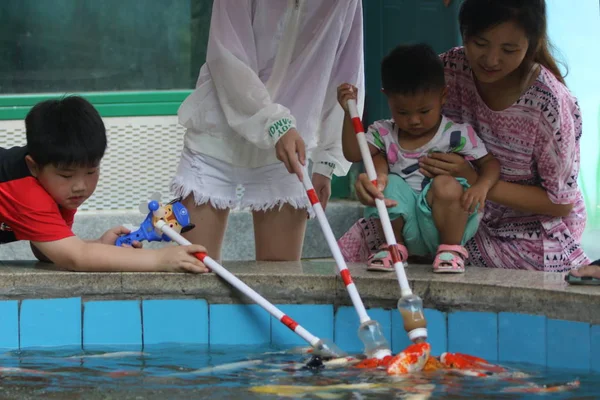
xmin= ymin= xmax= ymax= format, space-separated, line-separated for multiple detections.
xmin=408 ymin=328 xmax=428 ymax=341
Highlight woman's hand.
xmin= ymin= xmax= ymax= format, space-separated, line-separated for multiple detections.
xmin=275 ymin=128 xmax=306 ymax=181
xmin=419 ymin=153 xmax=478 ymax=183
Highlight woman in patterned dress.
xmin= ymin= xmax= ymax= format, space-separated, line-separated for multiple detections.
xmin=349 ymin=0 xmax=590 ymax=272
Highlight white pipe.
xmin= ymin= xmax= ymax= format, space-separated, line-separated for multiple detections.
xmin=301 ymin=168 xmax=370 ymax=324
xmin=347 ymin=99 xmax=412 ymax=296
xmin=155 ymin=220 xmax=321 ymax=347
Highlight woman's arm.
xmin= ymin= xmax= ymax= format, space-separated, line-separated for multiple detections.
xmin=420 ymin=152 xmax=574 ymax=217
xmin=202 ymin=0 xmax=296 ymax=149
xmin=487 ymin=181 xmax=574 ymax=217
xmin=312 ymin=0 xmax=364 ymax=173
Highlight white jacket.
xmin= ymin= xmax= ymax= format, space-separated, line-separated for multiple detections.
xmin=178 ymin=0 xmax=365 ymax=178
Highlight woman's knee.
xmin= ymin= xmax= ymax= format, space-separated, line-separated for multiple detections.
xmin=430 ymin=175 xmax=463 ymax=202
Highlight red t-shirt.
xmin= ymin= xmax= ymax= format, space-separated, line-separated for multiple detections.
xmin=0 ymin=146 xmax=76 ymax=243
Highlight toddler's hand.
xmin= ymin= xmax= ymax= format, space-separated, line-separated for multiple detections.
xmin=354 ymin=172 xmax=397 ymax=208
xmin=337 ymin=83 xmax=358 ymax=114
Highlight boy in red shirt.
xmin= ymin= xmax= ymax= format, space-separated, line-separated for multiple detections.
xmin=0 ymin=96 xmax=208 ymax=273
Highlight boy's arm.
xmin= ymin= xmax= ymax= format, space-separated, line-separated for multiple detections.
xmin=472 ymin=154 xmax=501 ymax=191
xmin=30 ymin=242 xmax=52 ymax=263
xmin=31 ymin=237 xmax=162 ymax=272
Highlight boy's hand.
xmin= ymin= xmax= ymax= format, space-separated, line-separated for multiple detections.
xmin=155 ymin=245 xmax=209 ymax=273
xmin=461 ymin=183 xmax=488 ymax=213
xmin=337 ymin=83 xmax=358 ymax=114
xmin=100 ymin=226 xmax=142 ymax=248
xmin=354 ymin=172 xmax=397 ymax=208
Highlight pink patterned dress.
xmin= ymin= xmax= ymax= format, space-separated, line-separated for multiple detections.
xmin=441 ymin=47 xmax=590 ymax=272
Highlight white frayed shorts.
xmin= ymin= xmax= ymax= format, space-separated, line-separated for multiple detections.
xmin=171 ymin=147 xmax=311 ymax=214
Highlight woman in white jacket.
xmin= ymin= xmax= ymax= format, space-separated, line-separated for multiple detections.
xmin=172 ymin=0 xmax=365 ymax=261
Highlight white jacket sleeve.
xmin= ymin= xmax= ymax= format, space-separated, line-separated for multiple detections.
xmin=311 ymin=1 xmax=365 ymax=178
xmin=204 ymin=0 xmax=296 ymax=149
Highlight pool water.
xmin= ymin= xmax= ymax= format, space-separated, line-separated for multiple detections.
xmin=0 ymin=345 xmax=597 ymax=399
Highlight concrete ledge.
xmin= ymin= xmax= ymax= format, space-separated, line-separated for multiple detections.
xmin=0 ymin=200 xmax=363 ymax=261
xmin=0 ymin=260 xmax=598 ymax=325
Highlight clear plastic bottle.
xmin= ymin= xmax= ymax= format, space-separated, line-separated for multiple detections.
xmin=397 ymin=294 xmax=428 ymax=342
xmin=357 ymin=320 xmax=391 ymax=359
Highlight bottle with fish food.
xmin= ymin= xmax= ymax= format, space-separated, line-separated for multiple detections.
xmin=397 ymin=294 xmax=427 ymax=343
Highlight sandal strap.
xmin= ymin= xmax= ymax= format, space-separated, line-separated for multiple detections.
xmin=437 ymin=244 xmax=468 ymax=259
xmin=390 ymin=244 xmax=408 ymax=262
xmin=368 ymin=244 xmax=408 ymax=262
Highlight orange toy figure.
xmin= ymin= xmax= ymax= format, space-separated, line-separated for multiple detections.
xmin=386 ymin=342 xmax=431 ymax=375
xmin=151 ymin=201 xmax=187 ymax=232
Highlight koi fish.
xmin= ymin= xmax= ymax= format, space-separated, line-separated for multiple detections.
xmin=186 ymin=359 xmax=263 ymax=375
xmin=249 ymin=382 xmax=382 ymax=397
xmin=502 ymin=379 xmax=580 ymax=394
xmin=0 ymin=367 xmax=48 ymax=375
xmin=68 ymin=351 xmax=148 ymax=359
xmin=387 ymin=342 xmax=431 ymax=375
xmin=267 ymin=356 xmax=360 ymax=372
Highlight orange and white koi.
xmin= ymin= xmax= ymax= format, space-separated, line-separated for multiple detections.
xmin=354 ymin=355 xmax=393 ymax=369
xmin=440 ymin=352 xmax=506 ymax=374
xmin=386 ymin=343 xmax=431 ymax=375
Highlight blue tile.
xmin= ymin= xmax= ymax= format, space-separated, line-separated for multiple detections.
xmin=592 ymin=325 xmax=600 ymax=373
xmin=448 ymin=311 xmax=498 ymax=361
xmin=391 ymin=308 xmax=446 ymax=355
xmin=0 ymin=301 xmax=19 ymax=349
xmin=334 ymin=307 xmax=391 ymax=354
xmin=84 ymin=301 xmax=142 ymax=348
xmin=547 ymin=319 xmax=590 ymax=371
xmin=20 ymin=297 xmax=81 ymax=348
xmin=271 ymin=305 xmax=334 ymax=347
xmin=143 ymin=299 xmax=208 ymax=345
xmin=499 ymin=312 xmax=546 ymax=366
xmin=209 ymin=304 xmax=271 ymax=346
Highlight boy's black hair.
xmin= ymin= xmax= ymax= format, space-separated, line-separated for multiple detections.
xmin=381 ymin=43 xmax=446 ymax=95
xmin=25 ymin=96 xmax=107 ymax=168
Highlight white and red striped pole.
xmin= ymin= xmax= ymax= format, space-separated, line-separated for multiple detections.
xmin=346 ymin=99 xmax=412 ymax=297
xmin=302 ymin=168 xmax=392 ymax=360
xmin=155 ymin=220 xmax=345 ymax=358
xmin=302 ymin=171 xmax=371 ymax=324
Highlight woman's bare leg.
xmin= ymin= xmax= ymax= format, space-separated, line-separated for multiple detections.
xmin=181 ymin=195 xmax=230 ymax=262
xmin=253 ymin=205 xmax=308 ymax=261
